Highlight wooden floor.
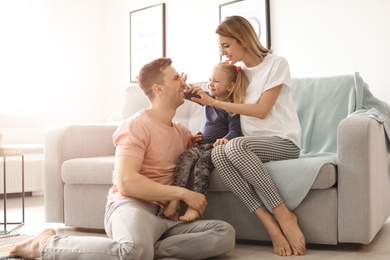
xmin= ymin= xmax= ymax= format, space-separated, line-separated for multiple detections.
xmin=2 ymin=195 xmax=390 ymax=259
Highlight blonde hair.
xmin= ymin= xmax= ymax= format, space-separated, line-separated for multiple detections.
xmin=216 ymin=15 xmax=271 ymax=61
xmin=213 ymin=62 xmax=248 ymax=116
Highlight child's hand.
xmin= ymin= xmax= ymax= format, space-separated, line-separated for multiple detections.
xmin=213 ymin=138 xmax=229 ymax=146
xmin=191 ymin=131 xmax=202 ymax=145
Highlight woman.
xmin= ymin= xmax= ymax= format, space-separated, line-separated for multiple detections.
xmin=189 ymin=16 xmax=306 ymax=256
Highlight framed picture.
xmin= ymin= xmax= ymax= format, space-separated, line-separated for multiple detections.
xmin=130 ymin=3 xmax=166 ymax=83
xmin=219 ymin=0 xmax=271 ymax=49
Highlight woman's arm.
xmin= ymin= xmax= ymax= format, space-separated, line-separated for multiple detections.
xmin=190 ymin=85 xmax=282 ymax=119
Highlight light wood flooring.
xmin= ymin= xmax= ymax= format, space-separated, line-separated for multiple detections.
xmin=2 ymin=195 xmax=390 ymax=259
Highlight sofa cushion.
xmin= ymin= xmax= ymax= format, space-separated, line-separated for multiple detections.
xmin=62 ymin=156 xmax=114 ymax=185
xmin=208 ymin=158 xmax=336 ymax=192
xmin=62 ymin=154 xmax=336 ymax=191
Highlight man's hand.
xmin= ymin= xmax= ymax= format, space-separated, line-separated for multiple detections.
xmin=182 ymin=190 xmax=207 ymax=217
xmin=191 ymin=131 xmax=202 ymax=145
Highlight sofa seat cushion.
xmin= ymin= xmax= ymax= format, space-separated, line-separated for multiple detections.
xmin=209 ymin=154 xmax=337 ymax=193
xmin=62 ymin=156 xmax=114 ymax=185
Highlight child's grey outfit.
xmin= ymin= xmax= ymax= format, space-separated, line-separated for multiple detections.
xmin=172 ymin=93 xmax=242 ymax=196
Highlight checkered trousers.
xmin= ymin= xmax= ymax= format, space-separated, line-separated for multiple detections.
xmin=211 ymin=136 xmax=300 ymax=212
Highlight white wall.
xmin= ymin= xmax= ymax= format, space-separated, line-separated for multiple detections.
xmin=103 ymin=0 xmax=231 ymax=124
xmin=0 ymin=0 xmax=108 ymax=127
xmin=104 ymin=0 xmax=390 ymax=122
xmin=40 ymin=0 xmax=107 ymax=125
xmin=2 ymin=0 xmax=390 ymax=128
xmin=271 ymin=0 xmax=390 ymax=102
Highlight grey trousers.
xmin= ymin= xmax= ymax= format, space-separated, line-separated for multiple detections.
xmin=41 ymin=197 xmax=235 ymax=260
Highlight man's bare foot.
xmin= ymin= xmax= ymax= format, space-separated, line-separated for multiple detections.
xmin=277 ymin=211 xmax=306 ymax=256
xmin=179 ymin=207 xmax=200 ymax=222
xmin=9 ymin=229 xmax=56 ymax=259
xmin=164 ymin=200 xmax=180 ymax=220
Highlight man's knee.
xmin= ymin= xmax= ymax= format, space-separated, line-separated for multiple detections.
xmin=213 ymin=221 xmax=236 ymax=254
xmin=129 ymin=239 xmax=154 ymax=260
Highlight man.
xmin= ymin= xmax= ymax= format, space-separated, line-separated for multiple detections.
xmin=10 ymin=57 xmax=235 ymax=260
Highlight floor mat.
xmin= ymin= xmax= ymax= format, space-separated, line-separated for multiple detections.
xmin=0 ymin=233 xmax=33 ymax=259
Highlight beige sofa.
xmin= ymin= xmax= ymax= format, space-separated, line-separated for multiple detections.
xmin=45 ymin=73 xmax=390 ymax=245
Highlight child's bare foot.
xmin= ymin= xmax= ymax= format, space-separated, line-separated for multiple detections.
xmin=9 ymin=228 xmax=56 ymax=259
xmin=278 ymin=211 xmax=306 ymax=256
xmin=164 ymin=200 xmax=180 ymax=220
xmin=179 ymin=207 xmax=200 ymax=222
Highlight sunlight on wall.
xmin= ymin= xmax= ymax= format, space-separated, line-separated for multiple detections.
xmin=0 ymin=0 xmax=107 ymax=124
xmin=0 ymin=0 xmax=48 ymax=115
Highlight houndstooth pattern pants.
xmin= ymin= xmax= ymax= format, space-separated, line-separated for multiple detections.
xmin=211 ymin=136 xmax=300 ymax=212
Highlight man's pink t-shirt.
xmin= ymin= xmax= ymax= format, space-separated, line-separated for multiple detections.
xmin=107 ymin=109 xmax=193 ymax=207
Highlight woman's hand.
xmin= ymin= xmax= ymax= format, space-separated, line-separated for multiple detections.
xmin=213 ymin=138 xmax=229 ymax=146
xmin=187 ymin=86 xmax=216 ymax=106
xmin=180 ymin=73 xmax=189 ymax=90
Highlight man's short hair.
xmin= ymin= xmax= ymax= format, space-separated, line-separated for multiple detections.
xmin=137 ymin=57 xmax=172 ymax=99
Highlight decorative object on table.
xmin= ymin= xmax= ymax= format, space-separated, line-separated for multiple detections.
xmin=130 ymin=3 xmax=166 ymax=83
xmin=219 ymin=0 xmax=271 ymax=50
xmin=0 ymin=130 xmax=3 ymax=147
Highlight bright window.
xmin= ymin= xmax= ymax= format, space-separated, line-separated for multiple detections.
xmin=0 ymin=0 xmax=45 ymax=115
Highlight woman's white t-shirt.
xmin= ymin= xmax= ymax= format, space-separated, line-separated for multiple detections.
xmin=240 ymin=54 xmax=301 ymax=148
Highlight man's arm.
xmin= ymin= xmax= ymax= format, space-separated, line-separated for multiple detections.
xmin=116 ymin=155 xmax=207 ymax=215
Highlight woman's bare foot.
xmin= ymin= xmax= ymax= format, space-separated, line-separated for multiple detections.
xmin=164 ymin=200 xmax=180 ymax=220
xmin=270 ymin=231 xmax=292 ymax=256
xmin=9 ymin=228 xmax=56 ymax=259
xmin=179 ymin=207 xmax=200 ymax=222
xmin=255 ymin=206 xmax=292 ymax=256
xmin=275 ymin=207 xmax=306 ymax=256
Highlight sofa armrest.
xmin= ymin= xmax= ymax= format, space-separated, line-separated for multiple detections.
xmin=44 ymin=124 xmax=118 ymax=223
xmin=338 ymin=116 xmax=390 ymax=243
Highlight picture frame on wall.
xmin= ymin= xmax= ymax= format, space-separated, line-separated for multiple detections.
xmin=219 ymin=0 xmax=270 ymax=50
xmin=130 ymin=3 xmax=166 ymax=83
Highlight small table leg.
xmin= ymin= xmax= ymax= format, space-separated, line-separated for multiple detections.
xmin=1 ymin=154 xmax=25 ymax=236
xmin=2 ymin=155 xmax=6 ymax=234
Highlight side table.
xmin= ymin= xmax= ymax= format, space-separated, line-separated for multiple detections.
xmin=0 ymin=144 xmax=43 ymax=236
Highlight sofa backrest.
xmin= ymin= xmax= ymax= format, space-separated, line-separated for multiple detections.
xmin=122 ymin=74 xmax=363 ymax=155
xmin=122 ymin=85 xmax=149 ymax=121
xmin=173 ymin=82 xmax=207 ymax=133
xmin=291 ymin=74 xmax=360 ymax=155
xmin=122 ymin=82 xmax=207 ymax=133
